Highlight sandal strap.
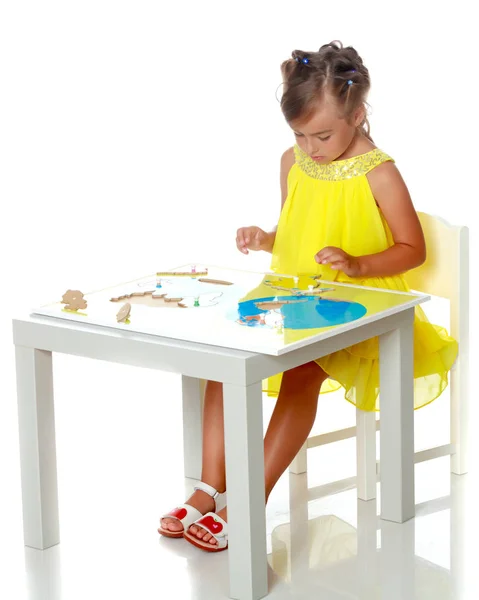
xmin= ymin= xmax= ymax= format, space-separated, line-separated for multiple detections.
xmin=161 ymin=504 xmax=202 ymax=529
xmin=193 ymin=481 xmax=220 ymax=500
xmin=193 ymin=512 xmax=228 ymax=549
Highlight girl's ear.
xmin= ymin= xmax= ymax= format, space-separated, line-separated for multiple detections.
xmin=354 ymin=104 xmax=366 ymax=128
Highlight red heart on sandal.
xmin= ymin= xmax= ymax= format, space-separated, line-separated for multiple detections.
xmin=168 ymin=507 xmax=187 ymax=520
xmin=197 ymin=515 xmax=223 ymax=534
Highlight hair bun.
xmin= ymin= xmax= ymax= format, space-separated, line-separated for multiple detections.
xmin=320 ymin=40 xmax=343 ymax=51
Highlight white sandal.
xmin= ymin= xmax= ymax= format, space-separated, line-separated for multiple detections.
xmin=184 ymin=512 xmax=228 ymax=552
xmin=158 ymin=481 xmax=225 ymax=539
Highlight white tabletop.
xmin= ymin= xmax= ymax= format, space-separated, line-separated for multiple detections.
xmin=30 ymin=265 xmax=428 ymax=356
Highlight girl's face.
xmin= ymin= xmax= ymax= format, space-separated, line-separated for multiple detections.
xmin=290 ymin=95 xmax=365 ymax=163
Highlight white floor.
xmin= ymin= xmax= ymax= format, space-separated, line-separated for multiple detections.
xmin=2 ymin=350 xmax=478 ymax=600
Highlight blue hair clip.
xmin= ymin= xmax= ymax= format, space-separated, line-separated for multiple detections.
xmin=294 ymin=56 xmax=310 ymax=64
xmin=347 ymin=79 xmax=353 ymax=85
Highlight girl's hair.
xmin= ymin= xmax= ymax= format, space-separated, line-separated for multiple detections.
xmin=280 ymin=40 xmax=372 ymax=140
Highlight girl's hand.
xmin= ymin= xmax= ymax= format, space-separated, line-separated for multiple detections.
xmin=236 ymin=226 xmax=270 ymax=254
xmin=315 ymin=246 xmax=362 ymax=278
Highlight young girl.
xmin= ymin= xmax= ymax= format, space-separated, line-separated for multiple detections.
xmin=158 ymin=41 xmax=458 ymax=551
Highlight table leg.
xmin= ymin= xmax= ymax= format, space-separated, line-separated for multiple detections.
xmin=379 ymin=308 xmax=415 ymax=523
xmin=181 ymin=376 xmax=204 ymax=480
xmin=15 ymin=346 xmax=60 ymax=549
xmin=380 ymin=519 xmax=415 ymax=600
xmin=223 ymin=382 xmax=268 ymax=600
xmin=450 ymin=474 xmax=466 ymax=599
xmin=356 ymin=409 xmax=377 ymax=501
xmin=357 ymin=499 xmax=378 ymax=600
xmin=288 ymin=472 xmax=310 ymax=580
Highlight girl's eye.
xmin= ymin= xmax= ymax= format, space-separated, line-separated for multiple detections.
xmin=294 ymin=132 xmax=303 ymax=137
xmin=319 ymin=135 xmax=331 ymax=142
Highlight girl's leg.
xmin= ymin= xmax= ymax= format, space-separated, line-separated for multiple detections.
xmin=263 ymin=361 xmax=327 ymax=501
xmin=161 ymin=380 xmax=226 ymax=533
xmin=192 ymin=361 xmax=327 ymax=545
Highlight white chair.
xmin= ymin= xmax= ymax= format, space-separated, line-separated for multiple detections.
xmin=289 ymin=212 xmax=470 ymax=500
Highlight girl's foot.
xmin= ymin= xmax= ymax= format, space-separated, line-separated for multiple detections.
xmin=187 ymin=506 xmax=228 ymax=547
xmin=159 ymin=482 xmax=224 ymax=537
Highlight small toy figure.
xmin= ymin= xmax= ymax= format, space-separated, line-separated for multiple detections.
xmin=156 ymin=277 xmax=162 ymax=289
xmin=194 ymin=297 xmax=200 ymax=307
xmin=61 ymin=290 xmax=87 ymax=311
xmin=293 ymin=276 xmax=299 ymax=287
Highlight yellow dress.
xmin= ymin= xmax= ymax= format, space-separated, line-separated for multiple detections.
xmin=265 ymin=145 xmax=458 ymax=411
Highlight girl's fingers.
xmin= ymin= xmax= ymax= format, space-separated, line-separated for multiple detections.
xmin=315 ymin=248 xmax=333 ymax=263
xmin=318 ymin=253 xmax=337 ymax=264
xmin=237 ymin=227 xmax=263 ymax=253
xmin=236 ymin=230 xmax=249 ymax=254
xmin=319 ymin=250 xmax=346 ymax=265
xmin=330 ymin=260 xmax=348 ymax=271
xmin=316 ymin=246 xmax=345 ymax=263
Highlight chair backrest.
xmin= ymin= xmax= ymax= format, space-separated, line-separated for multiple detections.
xmin=404 ymin=211 xmax=469 ymax=345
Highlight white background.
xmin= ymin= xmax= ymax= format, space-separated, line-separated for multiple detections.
xmin=0 ymin=1 xmax=477 ymax=593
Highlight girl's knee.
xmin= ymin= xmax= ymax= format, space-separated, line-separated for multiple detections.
xmin=283 ymin=362 xmax=326 ymax=387
xmin=205 ymin=380 xmax=223 ymax=393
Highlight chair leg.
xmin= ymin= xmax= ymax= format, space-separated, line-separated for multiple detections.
xmin=450 ymin=361 xmax=469 ymax=474
xmin=451 ymin=224 xmax=469 ymax=474
xmin=289 ymin=442 xmax=308 ymax=474
xmin=356 ymin=409 xmax=377 ymax=500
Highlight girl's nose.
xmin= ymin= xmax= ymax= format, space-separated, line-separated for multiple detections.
xmin=304 ymin=137 xmax=318 ymax=156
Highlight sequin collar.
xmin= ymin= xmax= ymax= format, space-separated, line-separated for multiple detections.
xmin=294 ymin=145 xmax=394 ymax=181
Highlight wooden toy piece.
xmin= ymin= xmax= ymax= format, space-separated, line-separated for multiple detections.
xmin=198 ymin=278 xmax=233 ymax=286
xmin=241 ymin=315 xmax=263 ymax=324
xmin=111 ymin=291 xmax=148 ymax=302
xmin=264 ymin=282 xmax=307 ymax=296
xmin=116 ymin=302 xmax=131 ymax=323
xmin=264 ymin=282 xmax=293 ymax=293
xmin=299 ymin=286 xmax=335 ymax=296
xmin=61 ymin=290 xmax=87 ymax=311
xmin=156 ymin=270 xmax=208 ymax=278
xmin=110 ymin=291 xmax=187 ymax=308
xmin=254 ymin=299 xmax=307 ymax=311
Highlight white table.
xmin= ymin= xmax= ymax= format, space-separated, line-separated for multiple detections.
xmin=12 ymin=267 xmax=427 ymax=600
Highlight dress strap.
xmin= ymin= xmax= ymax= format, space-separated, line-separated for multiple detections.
xmin=360 ymin=149 xmax=395 ymax=174
xmin=293 ymin=145 xmax=395 ymax=181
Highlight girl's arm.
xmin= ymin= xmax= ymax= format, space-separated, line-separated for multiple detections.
xmin=316 ymin=162 xmax=426 ymax=277
xmin=357 ymin=162 xmax=426 ymax=277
